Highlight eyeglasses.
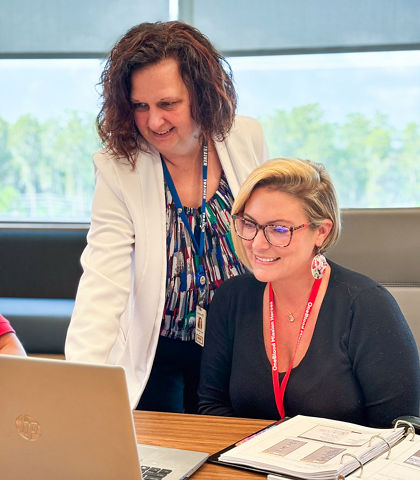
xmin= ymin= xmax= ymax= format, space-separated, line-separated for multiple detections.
xmin=232 ymin=214 xmax=310 ymax=247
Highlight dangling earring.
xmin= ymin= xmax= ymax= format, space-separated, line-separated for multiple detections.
xmin=311 ymin=252 xmax=327 ymax=279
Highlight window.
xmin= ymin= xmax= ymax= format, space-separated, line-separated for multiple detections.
xmin=1 ymin=1 xmax=419 ymax=221
xmin=0 ymin=59 xmax=102 ymax=221
xmin=0 ymin=0 xmax=169 ymax=222
xmin=230 ymin=51 xmax=420 ymax=208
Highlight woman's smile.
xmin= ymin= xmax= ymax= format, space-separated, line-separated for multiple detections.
xmin=254 ymin=255 xmax=281 ymax=263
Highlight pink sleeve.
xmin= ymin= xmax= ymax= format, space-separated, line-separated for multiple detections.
xmin=0 ymin=314 xmax=15 ymax=336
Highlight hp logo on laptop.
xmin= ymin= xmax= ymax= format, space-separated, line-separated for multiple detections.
xmin=16 ymin=415 xmax=41 ymax=441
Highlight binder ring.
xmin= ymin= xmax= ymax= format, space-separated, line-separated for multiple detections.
xmin=341 ymin=453 xmax=363 ymax=478
xmin=393 ymin=420 xmax=416 ymax=441
xmin=368 ymin=434 xmax=392 ymax=459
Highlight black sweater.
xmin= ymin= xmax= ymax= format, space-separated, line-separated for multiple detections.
xmin=198 ymin=262 xmax=420 ymax=427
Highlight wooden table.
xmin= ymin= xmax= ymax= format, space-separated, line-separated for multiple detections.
xmin=133 ymin=411 xmax=272 ymax=479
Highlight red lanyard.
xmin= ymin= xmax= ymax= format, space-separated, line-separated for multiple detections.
xmin=268 ymin=278 xmax=322 ymax=418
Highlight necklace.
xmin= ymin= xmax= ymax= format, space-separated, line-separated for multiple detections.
xmin=288 ymin=312 xmax=295 ymax=323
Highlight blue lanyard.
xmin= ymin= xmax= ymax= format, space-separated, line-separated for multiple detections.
xmin=161 ymin=142 xmax=208 ymax=257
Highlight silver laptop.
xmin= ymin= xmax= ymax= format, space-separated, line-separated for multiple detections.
xmin=0 ymin=354 xmax=208 ymax=480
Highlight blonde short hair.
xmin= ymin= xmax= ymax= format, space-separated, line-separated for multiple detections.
xmin=231 ymin=158 xmax=341 ymax=270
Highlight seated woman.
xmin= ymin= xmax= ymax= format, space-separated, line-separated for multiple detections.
xmin=0 ymin=314 xmax=26 ymax=356
xmin=198 ymin=158 xmax=420 ymax=427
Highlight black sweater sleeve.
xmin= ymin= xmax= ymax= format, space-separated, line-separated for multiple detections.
xmin=198 ymin=278 xmax=237 ymax=416
xmin=347 ymin=283 xmax=420 ymax=427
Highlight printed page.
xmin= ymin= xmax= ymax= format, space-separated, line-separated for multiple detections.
xmin=219 ymin=415 xmax=404 ymax=479
xmin=345 ymin=434 xmax=420 ymax=480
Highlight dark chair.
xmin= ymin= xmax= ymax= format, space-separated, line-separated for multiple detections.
xmin=0 ymin=225 xmax=87 ymax=355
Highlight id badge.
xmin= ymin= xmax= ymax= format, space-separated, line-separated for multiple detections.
xmin=195 ymin=305 xmax=207 ymax=347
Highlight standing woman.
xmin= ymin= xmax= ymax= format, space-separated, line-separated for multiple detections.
xmin=198 ymin=158 xmax=419 ymax=427
xmin=65 ymin=21 xmax=268 ymax=412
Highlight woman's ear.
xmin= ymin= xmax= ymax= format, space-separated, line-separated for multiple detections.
xmin=315 ymin=219 xmax=333 ymax=248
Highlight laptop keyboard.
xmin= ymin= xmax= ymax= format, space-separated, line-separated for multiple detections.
xmin=140 ymin=465 xmax=172 ymax=479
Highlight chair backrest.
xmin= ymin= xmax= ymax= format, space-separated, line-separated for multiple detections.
xmin=0 ymin=225 xmax=87 ymax=299
xmin=327 ymin=208 xmax=420 ymax=351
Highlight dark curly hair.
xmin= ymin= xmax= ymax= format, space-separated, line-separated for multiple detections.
xmin=97 ymin=21 xmax=237 ymax=166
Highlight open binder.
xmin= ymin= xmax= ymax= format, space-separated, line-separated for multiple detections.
xmin=208 ymin=415 xmax=420 ymax=479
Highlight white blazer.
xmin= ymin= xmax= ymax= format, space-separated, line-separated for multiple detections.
xmin=65 ymin=115 xmax=269 ymax=408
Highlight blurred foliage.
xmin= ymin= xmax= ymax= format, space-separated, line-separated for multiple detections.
xmin=0 ymin=104 xmax=419 ymax=221
xmin=0 ymin=110 xmax=100 ymax=220
xmin=259 ymin=104 xmax=420 ymax=208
